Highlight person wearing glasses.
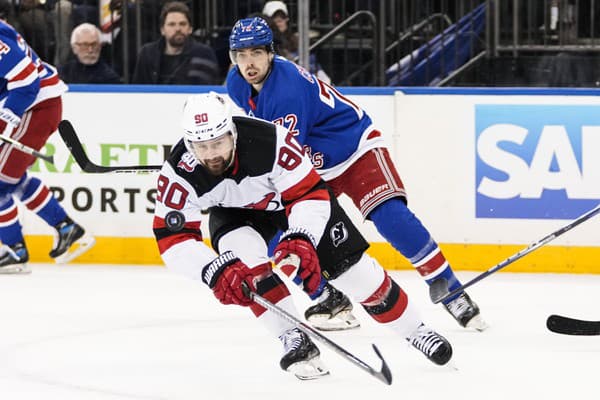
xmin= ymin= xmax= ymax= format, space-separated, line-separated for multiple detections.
xmin=58 ymin=23 xmax=121 ymax=84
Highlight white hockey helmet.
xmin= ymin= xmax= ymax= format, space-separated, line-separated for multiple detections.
xmin=181 ymin=92 xmax=238 ymax=172
xmin=181 ymin=92 xmax=237 ymax=142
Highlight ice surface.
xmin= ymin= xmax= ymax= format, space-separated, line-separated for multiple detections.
xmin=0 ymin=264 xmax=597 ymax=400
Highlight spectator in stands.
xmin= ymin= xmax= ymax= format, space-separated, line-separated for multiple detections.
xmin=132 ymin=1 xmax=220 ymax=85
xmin=262 ymin=0 xmax=331 ymax=83
xmin=58 ymin=23 xmax=121 ymax=84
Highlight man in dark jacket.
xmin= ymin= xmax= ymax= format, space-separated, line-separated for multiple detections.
xmin=132 ymin=1 xmax=220 ymax=85
xmin=58 ymin=23 xmax=121 ymax=84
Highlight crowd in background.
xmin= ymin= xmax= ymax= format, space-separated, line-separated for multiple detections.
xmin=0 ymin=0 xmax=326 ymax=85
xmin=2 ymin=0 xmax=599 ymax=87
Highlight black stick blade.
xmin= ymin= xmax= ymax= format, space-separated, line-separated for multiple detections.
xmin=58 ymin=120 xmax=162 ymax=173
xmin=546 ymin=315 xmax=600 ymax=336
xmin=429 ymin=278 xmax=450 ymax=304
xmin=58 ymin=120 xmax=97 ymax=172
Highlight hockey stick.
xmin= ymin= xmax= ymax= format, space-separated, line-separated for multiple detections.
xmin=430 ymin=203 xmax=600 ymax=304
xmin=0 ymin=135 xmax=54 ymax=164
xmin=58 ymin=120 xmax=162 ymax=173
xmin=241 ymin=283 xmax=393 ymax=385
xmin=546 ymin=315 xmax=600 ymax=336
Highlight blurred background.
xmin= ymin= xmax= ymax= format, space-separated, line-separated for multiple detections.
xmin=6 ymin=0 xmax=600 ymax=87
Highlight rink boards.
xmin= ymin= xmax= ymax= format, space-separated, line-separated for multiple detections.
xmin=21 ymin=86 xmax=600 ymax=273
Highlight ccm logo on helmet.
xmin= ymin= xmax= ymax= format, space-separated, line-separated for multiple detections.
xmin=194 ymin=113 xmax=208 ymax=125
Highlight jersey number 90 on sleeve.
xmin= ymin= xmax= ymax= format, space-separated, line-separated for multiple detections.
xmin=157 ymin=175 xmax=189 ymax=210
xmin=277 ymin=132 xmax=305 ymax=171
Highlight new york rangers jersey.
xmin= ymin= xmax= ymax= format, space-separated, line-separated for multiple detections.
xmin=153 ymin=116 xmax=331 ymax=272
xmin=0 ymin=21 xmax=66 ymax=118
xmin=227 ymin=56 xmax=386 ymax=180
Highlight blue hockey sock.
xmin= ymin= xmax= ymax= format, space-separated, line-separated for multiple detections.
xmin=0 ymin=193 xmax=25 ymax=246
xmin=17 ymin=175 xmax=67 ymax=227
xmin=369 ymin=199 xmax=463 ymax=303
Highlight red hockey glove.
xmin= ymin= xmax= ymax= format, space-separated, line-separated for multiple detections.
xmin=202 ymin=251 xmax=255 ymax=306
xmin=273 ymin=228 xmax=322 ymax=297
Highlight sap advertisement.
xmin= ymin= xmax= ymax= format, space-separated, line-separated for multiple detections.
xmin=393 ymin=90 xmax=600 ymax=249
xmin=475 ymin=104 xmax=600 ymax=220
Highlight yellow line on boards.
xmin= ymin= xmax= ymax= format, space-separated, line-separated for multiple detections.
xmin=24 ymin=235 xmax=600 ymax=273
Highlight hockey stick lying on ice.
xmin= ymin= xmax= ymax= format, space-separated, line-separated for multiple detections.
xmin=0 ymin=134 xmax=54 ymax=164
xmin=58 ymin=120 xmax=162 ymax=173
xmin=546 ymin=315 xmax=600 ymax=336
xmin=241 ymin=282 xmax=393 ymax=385
xmin=430 ymin=203 xmax=600 ymax=304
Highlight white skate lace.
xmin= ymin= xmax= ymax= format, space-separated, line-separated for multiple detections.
xmin=408 ymin=325 xmax=443 ymax=356
xmin=0 ymin=244 xmax=18 ymax=260
xmin=446 ymin=294 xmax=471 ymax=318
xmin=279 ymin=328 xmax=303 ymax=353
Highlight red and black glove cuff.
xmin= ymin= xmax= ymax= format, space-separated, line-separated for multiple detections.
xmin=278 ymin=227 xmax=317 ymax=248
xmin=201 ymin=251 xmax=240 ymax=289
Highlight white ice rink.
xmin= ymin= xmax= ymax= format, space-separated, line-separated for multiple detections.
xmin=0 ymin=264 xmax=598 ymax=400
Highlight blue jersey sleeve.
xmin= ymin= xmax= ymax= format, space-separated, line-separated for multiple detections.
xmin=0 ymin=23 xmax=41 ymax=117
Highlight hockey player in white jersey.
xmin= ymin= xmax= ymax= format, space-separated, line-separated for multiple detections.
xmin=153 ymin=92 xmax=453 ymax=380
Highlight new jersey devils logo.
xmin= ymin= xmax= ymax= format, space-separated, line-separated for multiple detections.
xmin=245 ymin=192 xmax=279 ymax=211
xmin=330 ymin=221 xmax=348 ymax=247
xmin=177 ymin=152 xmax=198 ymax=172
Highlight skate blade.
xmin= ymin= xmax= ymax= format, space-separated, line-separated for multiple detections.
xmin=0 ymin=263 xmax=32 ymax=274
xmin=466 ymin=315 xmax=489 ymax=332
xmin=54 ymin=234 xmax=96 ymax=264
xmin=307 ymin=310 xmax=361 ymax=331
xmin=287 ymin=357 xmax=330 ymax=380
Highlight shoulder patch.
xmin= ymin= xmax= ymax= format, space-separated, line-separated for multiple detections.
xmin=177 ymin=151 xmax=198 ymax=172
xmin=165 ymin=211 xmax=186 ymax=232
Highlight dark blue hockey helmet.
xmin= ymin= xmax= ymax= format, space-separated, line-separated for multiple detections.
xmin=229 ymin=17 xmax=274 ymax=51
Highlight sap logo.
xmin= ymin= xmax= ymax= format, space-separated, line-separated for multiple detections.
xmin=475 ymin=104 xmax=600 ymax=219
xmin=477 ymin=123 xmax=600 ymax=199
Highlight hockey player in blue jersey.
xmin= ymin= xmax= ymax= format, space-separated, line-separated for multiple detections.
xmin=0 ymin=20 xmax=95 ymax=273
xmin=226 ymin=17 xmax=487 ymax=331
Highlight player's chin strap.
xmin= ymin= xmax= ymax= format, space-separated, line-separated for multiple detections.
xmin=241 ymin=281 xmax=393 ymax=385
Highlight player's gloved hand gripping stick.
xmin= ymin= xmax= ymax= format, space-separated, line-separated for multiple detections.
xmin=202 ymin=250 xmax=392 ymax=384
xmin=273 ymin=228 xmax=325 ymax=298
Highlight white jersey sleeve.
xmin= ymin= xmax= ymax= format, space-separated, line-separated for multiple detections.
xmin=153 ymin=162 xmax=216 ymax=281
xmin=269 ymin=124 xmax=331 ymax=244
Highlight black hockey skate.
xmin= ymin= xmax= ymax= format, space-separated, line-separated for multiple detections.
xmin=0 ymin=242 xmax=31 ymax=274
xmin=406 ymin=323 xmax=453 ymax=366
xmin=279 ymin=328 xmax=329 ymax=380
xmin=304 ymin=283 xmax=360 ymax=331
xmin=444 ymin=292 xmax=488 ymax=331
xmin=49 ymin=218 xmax=96 ymax=264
